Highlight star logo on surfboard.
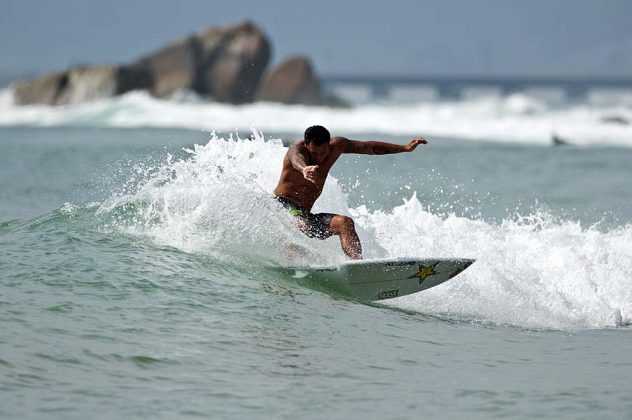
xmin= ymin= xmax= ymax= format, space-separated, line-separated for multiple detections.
xmin=409 ymin=262 xmax=440 ymax=284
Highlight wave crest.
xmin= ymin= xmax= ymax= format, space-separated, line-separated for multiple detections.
xmin=90 ymin=133 xmax=632 ymax=329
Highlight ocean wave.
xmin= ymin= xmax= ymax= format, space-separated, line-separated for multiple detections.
xmin=1 ymin=89 xmax=632 ymax=148
xmin=89 ymin=133 xmax=632 ymax=329
xmin=353 ymin=195 xmax=632 ymax=329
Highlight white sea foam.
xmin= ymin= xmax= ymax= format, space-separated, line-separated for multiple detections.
xmin=353 ymin=195 xmax=632 ymax=330
xmin=97 ymin=133 xmax=632 ymax=329
xmin=2 ymin=89 xmax=632 ymax=148
xmin=97 ymin=130 xmax=352 ymax=266
xmin=0 ymin=87 xmax=14 ymax=108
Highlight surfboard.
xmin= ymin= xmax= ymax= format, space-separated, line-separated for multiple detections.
xmin=285 ymin=258 xmax=475 ymax=301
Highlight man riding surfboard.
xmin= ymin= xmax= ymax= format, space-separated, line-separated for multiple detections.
xmin=273 ymin=125 xmax=427 ymax=260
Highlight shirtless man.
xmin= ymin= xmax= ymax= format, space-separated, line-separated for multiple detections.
xmin=273 ymin=125 xmax=427 ymax=260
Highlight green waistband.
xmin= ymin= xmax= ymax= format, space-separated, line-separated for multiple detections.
xmin=288 ymin=207 xmax=304 ymax=216
xmin=273 ymin=195 xmax=305 ymax=216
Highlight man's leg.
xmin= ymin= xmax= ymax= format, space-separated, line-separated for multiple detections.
xmin=328 ymin=215 xmax=362 ymax=260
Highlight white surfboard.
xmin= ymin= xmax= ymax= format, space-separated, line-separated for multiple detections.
xmin=286 ymin=258 xmax=475 ymax=301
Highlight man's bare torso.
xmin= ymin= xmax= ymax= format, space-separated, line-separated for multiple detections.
xmin=273 ymin=138 xmax=344 ymax=210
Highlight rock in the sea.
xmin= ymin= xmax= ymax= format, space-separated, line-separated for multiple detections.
xmin=601 ymin=115 xmax=630 ymax=125
xmin=257 ymin=56 xmax=344 ymax=106
xmin=551 ymin=132 xmax=569 ymax=146
xmin=57 ymin=65 xmax=151 ymax=105
xmin=133 ymin=37 xmax=199 ymax=98
xmin=14 ymin=65 xmax=150 ymax=106
xmin=14 ymin=21 xmax=343 ymax=107
xmin=196 ymin=21 xmax=271 ymax=103
xmin=15 ymin=21 xmax=270 ymax=106
xmin=13 ymin=72 xmax=68 ymax=105
xmin=134 ymin=20 xmax=270 ymax=103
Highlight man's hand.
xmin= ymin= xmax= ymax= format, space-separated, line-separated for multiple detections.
xmin=403 ymin=137 xmax=428 ymax=152
xmin=302 ymin=165 xmax=319 ymax=184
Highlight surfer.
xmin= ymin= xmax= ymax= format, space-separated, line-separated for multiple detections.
xmin=273 ymin=125 xmax=427 ymax=260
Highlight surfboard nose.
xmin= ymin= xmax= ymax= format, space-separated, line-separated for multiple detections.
xmin=448 ymin=259 xmax=475 ymax=279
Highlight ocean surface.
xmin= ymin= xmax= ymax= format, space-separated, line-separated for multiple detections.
xmin=1 ymin=88 xmax=631 ymax=418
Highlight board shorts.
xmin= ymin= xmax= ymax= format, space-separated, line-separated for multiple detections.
xmin=274 ymin=195 xmax=334 ymax=240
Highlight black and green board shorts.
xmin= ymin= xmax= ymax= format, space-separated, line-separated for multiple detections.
xmin=274 ymin=195 xmax=334 ymax=240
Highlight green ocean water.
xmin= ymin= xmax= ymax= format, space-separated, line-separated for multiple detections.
xmin=1 ymin=125 xmax=631 ymax=419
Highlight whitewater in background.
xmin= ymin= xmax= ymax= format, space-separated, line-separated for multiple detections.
xmin=2 ymin=87 xmax=632 ymax=147
xmin=88 ymin=132 xmax=631 ymax=330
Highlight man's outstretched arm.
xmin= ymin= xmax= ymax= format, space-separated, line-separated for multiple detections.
xmin=336 ymin=136 xmax=428 ymax=155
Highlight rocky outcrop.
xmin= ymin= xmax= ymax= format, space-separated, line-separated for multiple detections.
xmin=195 ymin=22 xmax=270 ymax=103
xmin=14 ymin=21 xmax=270 ymax=106
xmin=14 ymin=72 xmax=68 ymax=106
xmin=601 ymin=115 xmax=630 ymax=125
xmin=13 ymin=21 xmax=342 ymax=107
xmin=58 ymin=65 xmax=151 ymax=105
xmin=133 ymin=21 xmax=270 ymax=103
xmin=13 ymin=65 xmax=150 ymax=106
xmin=132 ymin=37 xmax=199 ymax=98
xmin=257 ymin=56 xmax=344 ymax=106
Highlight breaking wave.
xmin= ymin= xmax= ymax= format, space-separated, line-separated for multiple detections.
xmin=1 ymin=89 xmax=632 ymax=148
xmin=92 ymin=132 xmax=632 ymax=329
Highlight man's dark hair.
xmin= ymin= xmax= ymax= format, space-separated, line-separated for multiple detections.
xmin=304 ymin=125 xmax=331 ymax=146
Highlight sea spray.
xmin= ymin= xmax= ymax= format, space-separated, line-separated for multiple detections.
xmin=95 ymin=132 xmax=632 ymax=328
xmin=354 ymin=194 xmax=632 ymax=329
xmin=97 ymin=130 xmax=351 ymax=266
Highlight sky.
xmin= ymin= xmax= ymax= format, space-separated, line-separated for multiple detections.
xmin=1 ymin=0 xmax=632 ymax=78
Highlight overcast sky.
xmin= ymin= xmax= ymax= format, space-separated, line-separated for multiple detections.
xmin=2 ymin=0 xmax=632 ymax=78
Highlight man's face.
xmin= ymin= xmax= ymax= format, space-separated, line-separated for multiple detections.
xmin=306 ymin=142 xmax=330 ymax=164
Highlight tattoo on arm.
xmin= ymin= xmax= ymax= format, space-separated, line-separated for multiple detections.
xmin=345 ymin=139 xmax=404 ymax=155
xmin=372 ymin=145 xmax=388 ymax=155
xmin=353 ymin=142 xmax=383 ymax=154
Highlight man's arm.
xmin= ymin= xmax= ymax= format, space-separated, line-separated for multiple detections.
xmin=287 ymin=143 xmax=309 ymax=171
xmin=335 ymin=136 xmax=428 ymax=155
xmin=287 ymin=143 xmax=319 ymax=183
